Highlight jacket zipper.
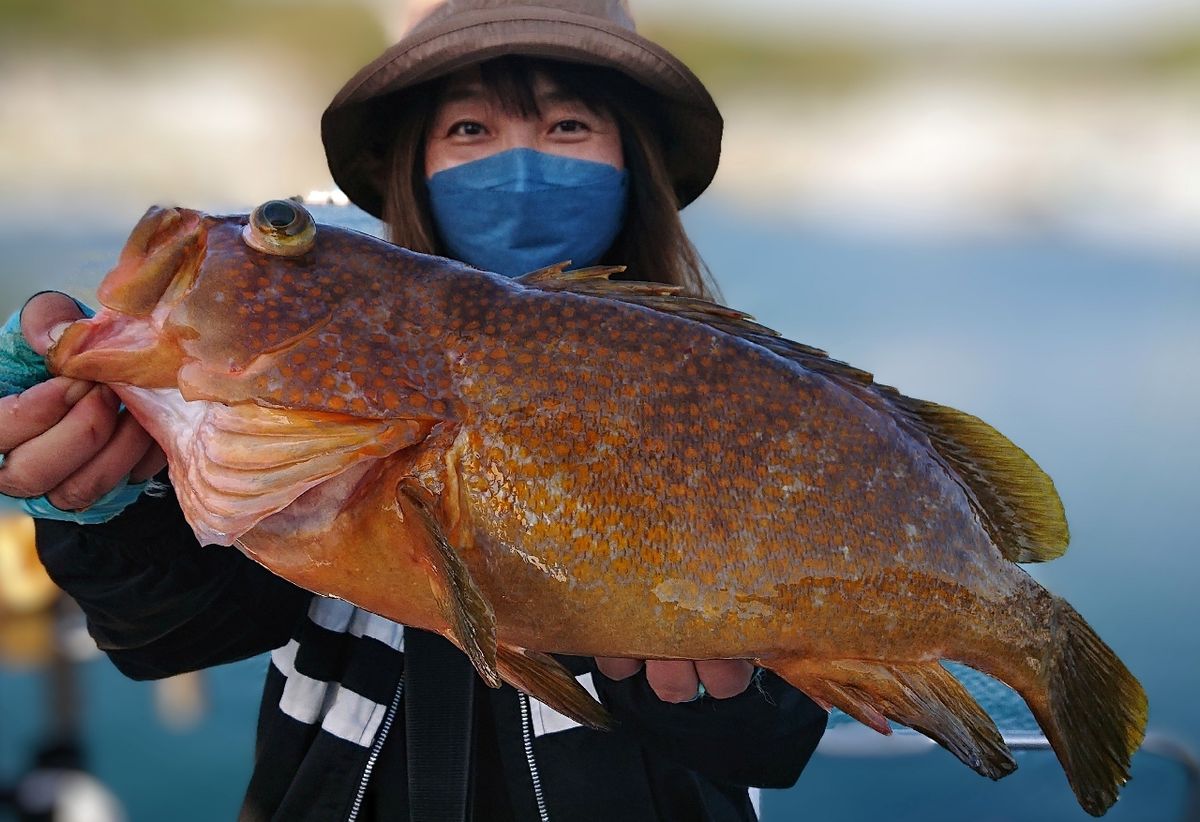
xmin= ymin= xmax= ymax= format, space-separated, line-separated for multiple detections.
xmin=346 ymin=677 xmax=405 ymax=822
xmin=518 ymin=692 xmax=551 ymax=822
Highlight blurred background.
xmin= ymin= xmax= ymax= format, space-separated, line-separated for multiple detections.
xmin=1 ymin=0 xmax=1197 ymax=819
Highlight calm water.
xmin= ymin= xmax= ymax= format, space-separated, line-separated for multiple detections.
xmin=1 ymin=202 xmax=1196 ymax=820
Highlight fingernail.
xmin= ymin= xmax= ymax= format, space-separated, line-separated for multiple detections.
xmin=63 ymin=379 xmax=92 ymax=405
xmin=48 ymin=322 xmax=72 ymax=344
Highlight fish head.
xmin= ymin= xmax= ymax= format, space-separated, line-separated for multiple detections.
xmin=49 ymin=197 xmax=478 ymax=419
xmin=44 ymin=201 xmax=449 ymax=545
xmin=47 ymin=199 xmax=331 ymax=388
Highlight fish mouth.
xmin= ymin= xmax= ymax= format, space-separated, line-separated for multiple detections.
xmin=46 ymin=205 xmax=206 ymax=387
xmin=47 ymin=311 xmax=180 ymax=387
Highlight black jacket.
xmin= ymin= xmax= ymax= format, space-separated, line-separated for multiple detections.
xmin=35 ymin=487 xmax=827 ymax=821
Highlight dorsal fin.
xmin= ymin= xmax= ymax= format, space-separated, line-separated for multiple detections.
xmin=888 ymin=397 xmax=1068 ymax=562
xmin=518 ymin=263 xmax=1068 ymax=563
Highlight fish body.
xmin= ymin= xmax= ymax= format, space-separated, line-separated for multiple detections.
xmin=49 ymin=202 xmax=1146 ymax=815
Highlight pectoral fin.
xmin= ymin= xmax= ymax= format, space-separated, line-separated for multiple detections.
xmin=396 ymin=480 xmax=499 ymax=688
xmin=764 ymin=656 xmax=1016 ymax=779
xmin=497 ymin=645 xmax=613 ymax=731
xmin=170 ymin=402 xmax=428 ymax=545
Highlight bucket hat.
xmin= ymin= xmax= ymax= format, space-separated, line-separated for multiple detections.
xmin=321 ymin=0 xmax=723 ymax=219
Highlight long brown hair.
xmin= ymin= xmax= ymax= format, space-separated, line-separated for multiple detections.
xmin=381 ymin=56 xmax=719 ymax=301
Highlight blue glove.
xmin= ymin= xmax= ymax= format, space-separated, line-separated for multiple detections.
xmin=0 ymin=296 xmax=149 ymax=523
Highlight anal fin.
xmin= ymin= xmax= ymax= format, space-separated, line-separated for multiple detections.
xmin=765 ymin=657 xmax=1016 ymax=779
xmin=396 ymin=480 xmax=500 ymax=688
xmin=497 ymin=645 xmax=613 ymax=731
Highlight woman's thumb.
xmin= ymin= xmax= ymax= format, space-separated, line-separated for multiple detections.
xmin=20 ymin=292 xmax=86 ymax=356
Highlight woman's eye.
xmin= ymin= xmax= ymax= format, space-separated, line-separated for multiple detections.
xmin=448 ymin=120 xmax=487 ymax=137
xmin=552 ymin=119 xmax=589 ymax=135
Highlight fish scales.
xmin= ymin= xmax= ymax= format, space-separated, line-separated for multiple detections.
xmin=437 ymin=273 xmax=1008 ymax=655
xmin=47 ymin=204 xmax=1146 ymax=816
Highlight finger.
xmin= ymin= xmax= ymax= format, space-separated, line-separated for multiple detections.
xmin=130 ymin=442 xmax=167 ymax=483
xmin=20 ymin=292 xmax=85 ymax=356
xmin=594 ymin=657 xmax=645 ymax=681
xmin=0 ymin=377 xmax=95 ymax=452
xmin=46 ymin=412 xmax=159 ymax=511
xmin=645 ymin=660 xmax=700 ymax=704
xmin=0 ymin=385 xmax=120 ymax=498
xmin=695 ymin=659 xmax=756 ymax=699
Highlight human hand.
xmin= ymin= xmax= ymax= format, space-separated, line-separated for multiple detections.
xmin=595 ymin=657 xmax=756 ymax=702
xmin=0 ymin=292 xmax=166 ymax=511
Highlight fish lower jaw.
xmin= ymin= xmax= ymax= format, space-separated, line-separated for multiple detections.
xmin=49 ymin=311 xmax=178 ymax=387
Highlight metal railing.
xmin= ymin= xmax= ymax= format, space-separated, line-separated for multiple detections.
xmin=815 ymin=724 xmax=1200 ymax=822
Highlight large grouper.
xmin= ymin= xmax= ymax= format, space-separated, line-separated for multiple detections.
xmin=47 ymin=200 xmax=1146 ymax=815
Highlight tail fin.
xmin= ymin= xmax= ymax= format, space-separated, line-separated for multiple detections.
xmin=1028 ymin=598 xmax=1148 ymax=816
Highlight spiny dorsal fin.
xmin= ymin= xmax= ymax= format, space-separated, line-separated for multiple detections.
xmin=517 ymin=262 xmax=634 ymax=286
xmin=518 ymin=262 xmax=1068 ymax=563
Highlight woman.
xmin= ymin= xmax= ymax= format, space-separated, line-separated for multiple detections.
xmin=0 ymin=1 xmax=827 ymax=819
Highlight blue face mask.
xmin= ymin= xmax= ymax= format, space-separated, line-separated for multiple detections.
xmin=426 ymin=148 xmax=629 ymax=279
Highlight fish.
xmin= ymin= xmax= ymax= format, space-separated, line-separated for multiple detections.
xmin=47 ymin=200 xmax=1147 ymax=815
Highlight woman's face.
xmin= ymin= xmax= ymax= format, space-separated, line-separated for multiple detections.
xmin=424 ymin=67 xmax=624 ymax=178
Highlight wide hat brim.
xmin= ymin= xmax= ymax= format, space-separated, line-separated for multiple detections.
xmin=321 ymin=4 xmax=723 ymax=219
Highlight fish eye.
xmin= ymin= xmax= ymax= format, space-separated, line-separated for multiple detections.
xmin=243 ymin=199 xmax=316 ymax=257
